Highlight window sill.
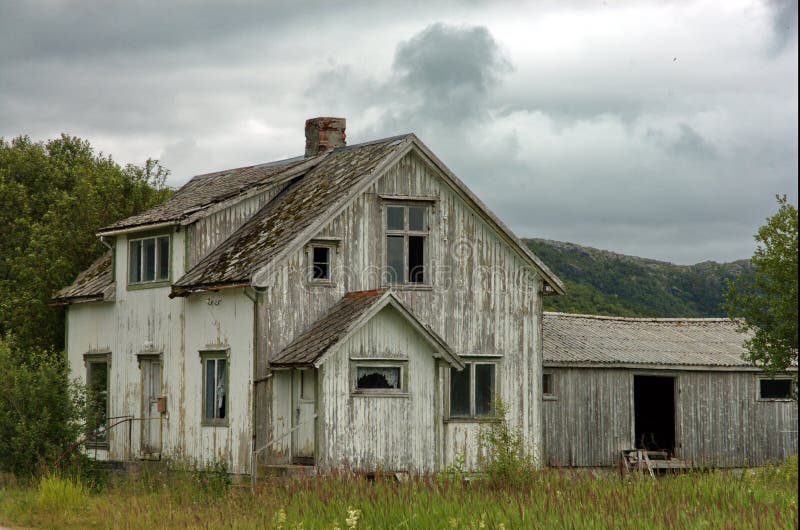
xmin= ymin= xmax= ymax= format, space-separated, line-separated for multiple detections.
xmin=351 ymin=392 xmax=409 ymax=398
xmin=127 ymin=280 xmax=171 ymax=291
xmin=543 ymin=395 xmax=557 ymax=401
xmin=444 ymin=417 xmax=502 ymax=424
xmin=757 ymin=398 xmax=794 ymax=402
xmin=85 ymin=442 xmax=109 ymax=450
xmin=201 ymin=420 xmax=229 ymax=427
xmin=384 ymin=284 xmax=433 ymax=291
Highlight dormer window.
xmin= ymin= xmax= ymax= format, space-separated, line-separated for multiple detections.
xmin=129 ymin=235 xmax=170 ymax=285
xmin=385 ymin=204 xmax=429 ymax=285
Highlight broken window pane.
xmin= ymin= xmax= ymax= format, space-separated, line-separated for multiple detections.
xmin=312 ymin=246 xmax=330 ymax=280
xmin=474 ymin=364 xmax=495 ymax=416
xmin=158 ymin=236 xmax=170 ymax=280
xmin=387 ymin=206 xmax=404 ymax=230
xmin=760 ymin=379 xmax=793 ymax=399
xmin=408 ymin=236 xmax=425 ymax=283
xmin=450 ymin=365 xmax=471 ymax=417
xmin=409 ymin=206 xmax=426 ymax=231
xmin=356 ymin=366 xmax=401 ymax=390
xmin=129 ymin=240 xmax=141 ymax=283
xmin=387 ymin=236 xmax=404 ymax=283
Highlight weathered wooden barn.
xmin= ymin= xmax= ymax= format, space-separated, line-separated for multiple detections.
xmin=52 ymin=117 xmax=566 ymax=474
xmin=542 ymin=312 xmax=798 ymax=468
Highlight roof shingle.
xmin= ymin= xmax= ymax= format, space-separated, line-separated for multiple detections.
xmin=51 ymin=251 xmax=114 ymax=305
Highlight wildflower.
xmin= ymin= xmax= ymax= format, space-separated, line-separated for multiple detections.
xmin=346 ymin=506 xmax=361 ymax=529
xmin=449 ymin=517 xmax=459 ymax=528
xmin=273 ymin=507 xmax=287 ymax=530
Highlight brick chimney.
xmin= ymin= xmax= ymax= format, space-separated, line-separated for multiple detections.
xmin=305 ymin=117 xmax=346 ymax=157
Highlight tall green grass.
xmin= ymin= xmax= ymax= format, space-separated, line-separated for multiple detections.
xmin=0 ymin=457 xmax=797 ymax=529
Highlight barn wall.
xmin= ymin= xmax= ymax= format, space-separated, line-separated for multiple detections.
xmin=317 ymin=306 xmax=439 ymax=471
xmin=542 ymin=368 xmax=633 ymax=467
xmin=679 ymin=371 xmax=798 ymax=467
xmin=543 ymin=367 xmax=799 ymax=467
xmin=257 ymin=150 xmax=543 ymax=469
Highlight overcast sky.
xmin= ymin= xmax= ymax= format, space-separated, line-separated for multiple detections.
xmin=1 ymin=0 xmax=796 ymax=264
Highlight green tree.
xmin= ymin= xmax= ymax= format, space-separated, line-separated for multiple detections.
xmin=0 ymin=135 xmax=171 ymax=352
xmin=725 ymin=195 xmax=798 ymax=373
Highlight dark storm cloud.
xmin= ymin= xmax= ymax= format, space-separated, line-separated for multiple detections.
xmin=392 ymin=23 xmax=512 ymax=122
xmin=765 ymin=0 xmax=798 ymax=53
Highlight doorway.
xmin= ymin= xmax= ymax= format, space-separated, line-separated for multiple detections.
xmin=291 ymin=368 xmax=316 ymax=465
xmin=633 ymin=375 xmax=676 ymax=455
xmin=140 ymin=357 xmax=162 ymax=457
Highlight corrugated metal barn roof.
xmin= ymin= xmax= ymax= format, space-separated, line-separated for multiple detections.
xmin=543 ymin=312 xmax=758 ymax=368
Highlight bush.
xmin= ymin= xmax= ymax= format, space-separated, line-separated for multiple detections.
xmin=477 ymin=398 xmax=536 ymax=487
xmin=0 ymin=337 xmax=89 ymax=477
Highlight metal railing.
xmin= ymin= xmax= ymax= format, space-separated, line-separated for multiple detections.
xmin=250 ymin=412 xmax=318 ymax=489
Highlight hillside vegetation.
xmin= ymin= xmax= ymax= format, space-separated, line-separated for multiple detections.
xmin=525 ymin=239 xmax=755 ymax=318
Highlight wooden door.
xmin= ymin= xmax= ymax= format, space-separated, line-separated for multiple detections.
xmin=140 ymin=358 xmax=162 ymax=456
xmin=291 ymin=368 xmax=316 ymax=464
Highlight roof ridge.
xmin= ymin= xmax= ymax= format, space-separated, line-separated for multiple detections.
xmin=543 ymin=311 xmax=733 ymax=323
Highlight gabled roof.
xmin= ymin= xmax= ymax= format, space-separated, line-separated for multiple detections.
xmin=271 ymin=289 xmax=463 ymax=369
xmin=170 ymin=134 xmax=564 ymax=296
xmin=542 ymin=312 xmax=767 ymax=369
xmin=170 ymin=136 xmax=410 ymax=294
xmin=98 ymin=156 xmax=309 ymax=234
xmin=50 ymin=251 xmax=115 ymax=305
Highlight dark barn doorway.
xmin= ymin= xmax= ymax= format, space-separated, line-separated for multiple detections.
xmin=633 ymin=375 xmax=676 ymax=454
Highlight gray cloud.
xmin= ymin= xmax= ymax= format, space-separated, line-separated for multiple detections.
xmin=0 ymin=1 xmax=796 ymax=265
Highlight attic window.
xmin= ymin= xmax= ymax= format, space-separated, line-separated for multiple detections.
xmin=129 ymin=235 xmax=170 ymax=285
xmin=758 ymin=378 xmax=794 ymax=400
xmin=385 ymin=204 xmax=429 ymax=285
xmin=312 ymin=247 xmax=330 ymax=280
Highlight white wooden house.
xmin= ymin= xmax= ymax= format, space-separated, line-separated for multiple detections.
xmin=53 ymin=118 xmax=565 ymax=474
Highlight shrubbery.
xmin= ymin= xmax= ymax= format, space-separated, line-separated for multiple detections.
xmin=0 ymin=337 xmax=89 ymax=478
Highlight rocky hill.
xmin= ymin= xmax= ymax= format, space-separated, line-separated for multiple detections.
xmin=524 ymin=238 xmax=755 ymax=317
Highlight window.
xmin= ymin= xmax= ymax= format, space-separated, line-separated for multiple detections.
xmin=449 ymin=362 xmax=497 ymax=418
xmin=311 ymin=246 xmax=330 ymax=280
xmin=352 ymin=363 xmax=406 ymax=394
xmin=543 ymin=372 xmax=555 ymax=399
xmin=129 ymin=235 xmax=170 ymax=285
xmin=759 ymin=378 xmax=794 ymax=400
xmin=201 ymin=352 xmax=228 ymax=424
xmin=86 ymin=357 xmax=109 ymax=446
xmin=385 ymin=204 xmax=429 ymax=285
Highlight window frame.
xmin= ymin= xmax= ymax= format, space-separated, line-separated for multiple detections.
xmin=306 ymin=240 xmax=339 ymax=286
xmin=84 ymin=352 xmax=111 ymax=448
xmin=543 ymin=371 xmax=556 ymax=401
xmin=382 ymin=201 xmax=432 ymax=287
xmin=447 ymin=360 xmax=500 ymax=421
xmin=127 ymin=232 xmax=171 ymax=289
xmin=757 ymin=376 xmax=795 ymax=401
xmin=200 ymin=349 xmax=230 ymax=426
xmin=350 ymin=359 xmax=408 ymax=397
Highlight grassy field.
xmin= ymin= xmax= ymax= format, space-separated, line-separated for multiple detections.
xmin=0 ymin=457 xmax=797 ymax=529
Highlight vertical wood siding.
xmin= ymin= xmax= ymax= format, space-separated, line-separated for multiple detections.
xmin=543 ymin=367 xmax=798 ymax=467
xmin=259 ymin=151 xmax=542 ymax=470
xmin=317 ymin=307 xmax=438 ymax=471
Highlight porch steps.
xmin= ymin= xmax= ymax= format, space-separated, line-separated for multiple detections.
xmin=619 ymin=450 xmax=692 ymax=478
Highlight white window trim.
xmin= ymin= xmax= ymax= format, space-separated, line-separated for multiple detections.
xmin=305 ymin=241 xmax=338 ymax=286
